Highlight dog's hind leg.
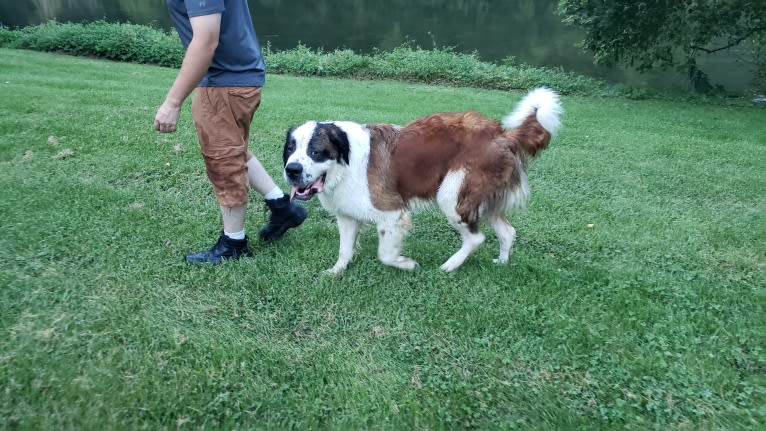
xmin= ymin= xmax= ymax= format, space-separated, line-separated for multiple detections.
xmin=439 ymin=210 xmax=485 ymax=272
xmin=437 ymin=170 xmax=485 ymax=271
xmin=489 ymin=214 xmax=516 ymax=264
xmin=376 ymin=211 xmax=418 ymax=270
xmin=440 ymin=221 xmax=485 ymax=272
xmin=326 ymin=214 xmax=361 ymax=275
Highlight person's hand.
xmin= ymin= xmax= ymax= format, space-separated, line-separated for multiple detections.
xmin=154 ymin=101 xmax=182 ymax=133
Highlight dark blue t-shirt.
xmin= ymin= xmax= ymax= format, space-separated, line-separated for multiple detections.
xmin=167 ymin=0 xmax=266 ymax=87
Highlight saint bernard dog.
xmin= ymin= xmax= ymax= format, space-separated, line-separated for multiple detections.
xmin=282 ymin=87 xmax=562 ymax=274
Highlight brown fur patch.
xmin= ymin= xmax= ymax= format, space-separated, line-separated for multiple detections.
xmin=367 ymin=124 xmax=404 ymax=211
xmin=365 ymin=111 xmax=550 ymax=227
xmin=311 ymin=124 xmax=350 ymax=164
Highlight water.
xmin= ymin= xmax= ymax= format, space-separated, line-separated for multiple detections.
xmin=1 ymin=0 xmax=755 ymax=93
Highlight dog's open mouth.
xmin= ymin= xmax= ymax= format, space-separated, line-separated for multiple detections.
xmin=290 ymin=174 xmax=325 ymax=201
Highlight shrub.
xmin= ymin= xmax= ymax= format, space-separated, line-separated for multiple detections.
xmin=8 ymin=21 xmax=183 ymax=67
xmin=0 ymin=26 xmax=19 ymax=46
xmin=4 ymin=20 xmax=609 ymax=96
xmin=268 ymin=44 xmax=608 ymax=95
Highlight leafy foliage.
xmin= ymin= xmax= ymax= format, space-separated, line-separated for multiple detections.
xmin=266 ymin=43 xmax=606 ymax=95
xmin=0 ymin=26 xmax=19 ymax=46
xmin=557 ymin=0 xmax=766 ymax=92
xmin=2 ymin=20 xmax=607 ymax=96
xmin=6 ymin=20 xmax=183 ymax=67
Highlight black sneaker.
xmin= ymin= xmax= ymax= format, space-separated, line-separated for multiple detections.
xmin=259 ymin=196 xmax=308 ymax=241
xmin=184 ymin=232 xmax=252 ymax=264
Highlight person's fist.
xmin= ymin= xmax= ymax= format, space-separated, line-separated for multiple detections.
xmin=154 ymin=102 xmax=181 ymax=133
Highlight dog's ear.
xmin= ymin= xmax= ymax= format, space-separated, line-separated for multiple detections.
xmin=325 ymin=124 xmax=350 ymax=165
xmin=283 ymin=125 xmax=297 ymax=166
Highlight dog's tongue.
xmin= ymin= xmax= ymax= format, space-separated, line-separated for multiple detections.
xmin=290 ymin=176 xmax=325 ymax=201
xmin=311 ymin=176 xmax=325 ymax=194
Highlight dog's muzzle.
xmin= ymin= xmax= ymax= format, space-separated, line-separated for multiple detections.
xmin=285 ymin=162 xmax=325 ymax=201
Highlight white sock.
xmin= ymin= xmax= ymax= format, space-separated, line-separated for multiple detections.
xmin=264 ymin=186 xmax=285 ymax=201
xmin=224 ymin=230 xmax=246 ymax=240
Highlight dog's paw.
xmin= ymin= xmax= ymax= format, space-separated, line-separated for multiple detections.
xmin=440 ymin=258 xmax=465 ymax=272
xmin=324 ymin=267 xmax=344 ymax=275
xmin=324 ymin=262 xmax=348 ymax=276
xmin=388 ymin=256 xmax=418 ymax=271
xmin=492 ymin=257 xmax=509 ymax=265
xmin=440 ymin=263 xmax=457 ymax=272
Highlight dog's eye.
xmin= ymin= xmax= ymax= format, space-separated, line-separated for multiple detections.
xmin=311 ymin=150 xmax=321 ymax=157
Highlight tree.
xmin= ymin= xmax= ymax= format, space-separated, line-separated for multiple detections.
xmin=557 ymin=0 xmax=766 ymax=92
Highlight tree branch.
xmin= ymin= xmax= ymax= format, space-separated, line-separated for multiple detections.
xmin=691 ymin=26 xmax=766 ymax=54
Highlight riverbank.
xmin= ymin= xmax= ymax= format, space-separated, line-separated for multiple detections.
xmin=1 ymin=19 xmax=748 ymax=101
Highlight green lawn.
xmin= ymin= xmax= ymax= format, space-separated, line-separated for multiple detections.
xmin=0 ymin=48 xmax=764 ymax=430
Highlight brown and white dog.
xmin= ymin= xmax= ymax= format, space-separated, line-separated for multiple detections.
xmin=282 ymin=88 xmax=562 ymax=273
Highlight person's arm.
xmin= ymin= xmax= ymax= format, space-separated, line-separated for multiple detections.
xmin=154 ymin=13 xmax=221 ymax=133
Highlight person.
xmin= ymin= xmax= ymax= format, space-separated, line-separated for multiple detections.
xmin=154 ymin=0 xmax=306 ymax=264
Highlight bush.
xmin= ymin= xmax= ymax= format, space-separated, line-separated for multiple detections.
xmin=268 ymin=44 xmax=608 ymax=95
xmin=0 ymin=26 xmax=19 ymax=46
xmin=8 ymin=21 xmax=184 ymax=67
xmin=5 ymin=20 xmax=609 ymax=96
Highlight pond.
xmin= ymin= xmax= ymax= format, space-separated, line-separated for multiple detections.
xmin=2 ymin=0 xmax=755 ymax=93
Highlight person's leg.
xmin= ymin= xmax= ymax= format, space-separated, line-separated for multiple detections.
xmin=184 ymin=87 xmax=252 ymax=264
xmin=220 ymin=204 xmax=246 ymax=238
xmin=235 ymin=89 xmax=307 ymax=240
xmin=246 ymin=150 xmax=277 ymax=195
xmin=228 ymin=87 xmax=306 ymax=241
xmin=244 ymin=149 xmax=308 ymax=240
xmin=259 ymin=194 xmax=308 ymax=241
xmin=181 ymin=204 xmax=250 ymax=265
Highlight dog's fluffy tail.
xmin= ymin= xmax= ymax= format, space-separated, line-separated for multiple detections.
xmin=501 ymin=87 xmax=563 ymax=157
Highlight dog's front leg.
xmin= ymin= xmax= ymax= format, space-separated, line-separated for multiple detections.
xmin=376 ymin=211 xmax=418 ymax=271
xmin=326 ymin=214 xmax=361 ymax=275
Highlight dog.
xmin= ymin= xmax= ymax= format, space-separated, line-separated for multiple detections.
xmin=282 ymin=88 xmax=562 ymax=273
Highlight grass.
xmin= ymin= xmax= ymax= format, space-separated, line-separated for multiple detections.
xmin=0 ymin=48 xmax=764 ymax=429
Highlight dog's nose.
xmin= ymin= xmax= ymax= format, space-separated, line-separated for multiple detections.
xmin=285 ymin=162 xmax=303 ymax=180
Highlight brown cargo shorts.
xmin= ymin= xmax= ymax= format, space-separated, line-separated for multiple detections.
xmin=191 ymin=86 xmax=262 ymax=207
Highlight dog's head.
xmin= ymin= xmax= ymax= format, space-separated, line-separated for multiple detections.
xmin=282 ymin=121 xmax=351 ymax=201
